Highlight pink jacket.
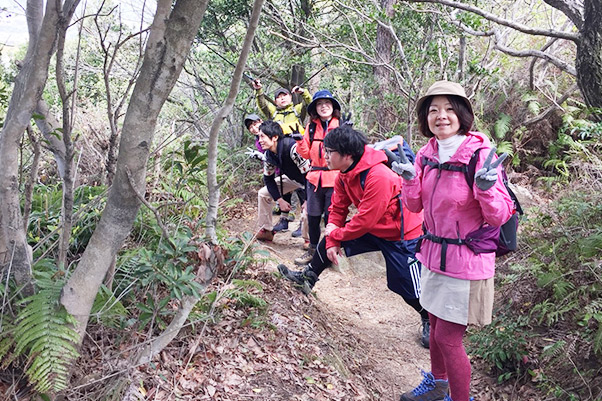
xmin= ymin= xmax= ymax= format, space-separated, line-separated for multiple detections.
xmin=402 ymin=132 xmax=514 ymax=280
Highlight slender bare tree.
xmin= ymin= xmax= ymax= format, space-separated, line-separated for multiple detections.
xmin=134 ymin=0 xmax=266 ymax=366
xmin=60 ymin=0 xmax=210 ymax=342
xmin=0 ymin=0 xmax=81 ymax=288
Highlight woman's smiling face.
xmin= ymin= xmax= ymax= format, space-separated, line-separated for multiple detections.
xmin=427 ymin=95 xmax=461 ymax=140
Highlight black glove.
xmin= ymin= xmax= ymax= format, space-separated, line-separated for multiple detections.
xmin=341 ymin=112 xmax=353 ymax=127
xmin=291 ymin=123 xmax=304 ymax=141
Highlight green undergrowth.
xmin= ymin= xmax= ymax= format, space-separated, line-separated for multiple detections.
xmin=468 ymin=145 xmax=602 ymax=400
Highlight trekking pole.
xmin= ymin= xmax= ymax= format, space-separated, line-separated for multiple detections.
xmin=298 ymin=63 xmax=329 ymax=88
xmin=205 ymin=44 xmax=256 ymax=82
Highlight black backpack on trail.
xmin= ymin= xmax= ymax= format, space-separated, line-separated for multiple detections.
xmin=420 ymin=148 xmax=523 ymax=269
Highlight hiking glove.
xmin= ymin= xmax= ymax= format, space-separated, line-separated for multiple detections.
xmin=387 ymin=144 xmax=416 ymax=180
xmin=245 ymin=147 xmax=266 ymax=162
xmin=474 ymin=148 xmax=508 ymax=191
xmin=341 ymin=112 xmax=353 ymax=127
xmin=290 ymin=124 xmax=304 ymax=141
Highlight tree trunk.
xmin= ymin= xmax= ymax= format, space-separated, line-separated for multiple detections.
xmin=204 ymin=0 xmax=265 ymax=242
xmin=0 ymin=1 xmax=80 ymax=287
xmin=373 ymin=0 xmax=397 ymax=136
xmin=291 ymin=63 xmax=307 ymax=120
xmin=61 ymin=0 xmax=210 ymax=341
xmin=575 ymin=0 xmax=602 ymax=112
xmin=33 ymin=99 xmax=67 ymax=179
xmin=22 ymin=126 xmax=41 ymax=232
xmin=55 ymin=16 xmax=78 ymax=270
xmin=457 ymin=36 xmax=466 ymax=81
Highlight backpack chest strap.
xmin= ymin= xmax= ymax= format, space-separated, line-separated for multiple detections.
xmin=422 ymin=156 xmax=468 ymax=175
xmin=419 ymin=229 xmax=468 ymax=271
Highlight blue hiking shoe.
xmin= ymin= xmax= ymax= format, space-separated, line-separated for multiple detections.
xmin=443 ymin=396 xmax=474 ymax=401
xmin=399 ymin=371 xmax=448 ymax=401
xmin=273 ymin=217 xmax=289 ymax=232
xmin=291 ymin=222 xmax=302 ymax=237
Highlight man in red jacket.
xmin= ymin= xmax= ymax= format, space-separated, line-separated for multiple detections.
xmin=279 ymin=124 xmax=431 ymax=347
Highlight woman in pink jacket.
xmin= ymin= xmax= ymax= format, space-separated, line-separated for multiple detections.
xmin=396 ymin=81 xmax=515 ymax=401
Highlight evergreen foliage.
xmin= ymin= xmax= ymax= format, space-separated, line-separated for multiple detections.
xmin=469 ymin=137 xmax=602 ymax=399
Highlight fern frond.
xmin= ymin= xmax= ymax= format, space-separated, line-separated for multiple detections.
xmin=494 ymin=113 xmax=512 ymax=139
xmin=12 ymin=271 xmax=80 ymax=394
xmin=496 ymin=141 xmax=514 ymax=156
xmin=0 ymin=320 xmax=17 ymax=368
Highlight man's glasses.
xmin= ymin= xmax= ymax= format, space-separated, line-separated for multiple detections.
xmin=324 ymin=148 xmax=337 ymax=156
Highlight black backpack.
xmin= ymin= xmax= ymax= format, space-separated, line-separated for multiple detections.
xmin=421 ymin=148 xmax=523 ymax=259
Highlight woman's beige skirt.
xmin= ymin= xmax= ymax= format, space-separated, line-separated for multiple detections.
xmin=419 ymin=268 xmax=494 ymax=326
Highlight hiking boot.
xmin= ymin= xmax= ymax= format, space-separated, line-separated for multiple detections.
xmin=288 ymin=212 xmax=296 ymax=222
xmin=421 ymin=318 xmax=430 ymax=349
xmin=256 ymin=228 xmax=275 ymax=241
xmin=294 ymin=245 xmax=316 ymax=266
xmin=302 ymin=239 xmax=310 ymax=250
xmin=399 ymin=371 xmax=448 ymax=401
xmin=273 ymin=217 xmax=289 ymax=232
xmin=278 ymin=264 xmax=318 ymax=295
xmin=272 ymin=205 xmax=281 ymax=215
xmin=291 ymin=222 xmax=302 ymax=237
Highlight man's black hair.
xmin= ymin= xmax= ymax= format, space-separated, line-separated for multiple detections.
xmin=323 ymin=124 xmax=367 ymax=161
xmin=259 ymin=120 xmax=284 ymax=140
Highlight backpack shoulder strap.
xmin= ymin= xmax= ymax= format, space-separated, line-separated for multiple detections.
xmin=359 ymin=168 xmax=370 ymax=190
xmin=421 ymin=155 xmax=468 ymax=175
xmin=465 ymin=148 xmax=482 ymax=189
xmin=308 ymin=122 xmax=317 ymax=145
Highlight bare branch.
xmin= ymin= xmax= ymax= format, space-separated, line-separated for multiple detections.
xmin=493 ymin=31 xmax=577 ymax=76
xmin=543 ymin=0 xmax=584 ymax=30
xmin=405 ymin=0 xmax=580 ymax=42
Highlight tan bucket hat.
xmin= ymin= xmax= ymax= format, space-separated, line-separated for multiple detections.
xmin=416 ymin=80 xmax=473 ymax=115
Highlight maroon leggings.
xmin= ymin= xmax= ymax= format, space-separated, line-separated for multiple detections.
xmin=429 ymin=313 xmax=471 ymax=401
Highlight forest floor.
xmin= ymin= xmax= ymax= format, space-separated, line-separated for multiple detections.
xmin=133 ymin=197 xmax=542 ymax=401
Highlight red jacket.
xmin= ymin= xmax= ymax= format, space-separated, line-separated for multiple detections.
xmin=326 ymin=146 xmax=424 ymax=249
xmin=296 ymin=118 xmax=340 ymax=188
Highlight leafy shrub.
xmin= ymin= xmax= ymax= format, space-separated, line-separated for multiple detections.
xmin=468 ymin=312 xmax=530 ymax=382
xmin=27 ymin=184 xmax=106 ymax=258
xmin=489 ymin=143 xmax=602 ymax=399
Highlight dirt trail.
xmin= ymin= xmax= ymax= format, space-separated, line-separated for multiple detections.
xmin=227 ymin=207 xmax=431 ymax=398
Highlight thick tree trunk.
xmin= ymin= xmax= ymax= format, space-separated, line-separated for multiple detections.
xmin=22 ymin=126 xmax=41 ymax=232
xmin=373 ymin=0 xmax=397 ymax=135
xmin=0 ymin=1 xmax=79 ymax=287
xmin=575 ymin=0 xmax=602 ymax=112
xmin=61 ymin=0 xmax=210 ymax=341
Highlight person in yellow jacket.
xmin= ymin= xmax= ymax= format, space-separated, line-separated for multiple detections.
xmin=252 ymin=79 xmax=312 ymax=136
